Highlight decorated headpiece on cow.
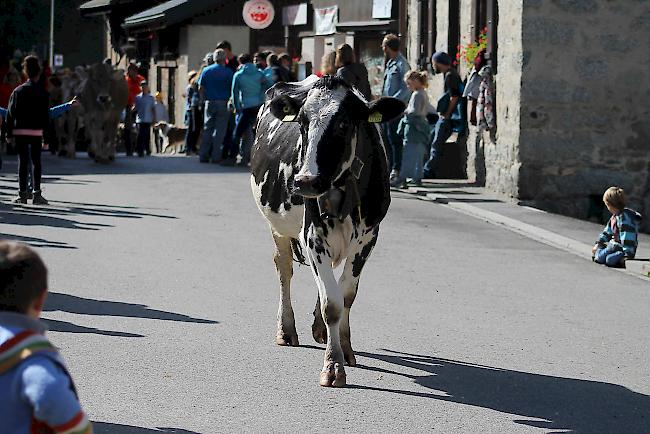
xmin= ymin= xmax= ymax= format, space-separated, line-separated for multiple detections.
xmin=267 ymin=76 xmax=405 ymax=198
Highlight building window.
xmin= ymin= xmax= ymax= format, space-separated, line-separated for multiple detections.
xmin=448 ymin=0 xmax=460 ymax=64
xmin=473 ymin=0 xmax=498 ymax=73
xmin=417 ymin=0 xmax=436 ymax=70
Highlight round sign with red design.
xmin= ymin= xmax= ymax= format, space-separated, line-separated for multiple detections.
xmin=242 ymin=0 xmax=275 ymax=30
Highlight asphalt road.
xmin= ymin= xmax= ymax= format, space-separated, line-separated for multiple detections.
xmin=1 ymin=155 xmax=648 ymax=433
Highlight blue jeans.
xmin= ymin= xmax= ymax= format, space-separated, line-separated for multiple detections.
xmin=423 ymin=117 xmax=453 ymax=177
xmin=595 ymin=245 xmax=625 ymax=267
xmin=383 ymin=118 xmax=402 ymax=172
xmin=200 ymin=100 xmax=230 ymax=162
xmin=399 ymin=140 xmax=426 ymax=182
xmin=232 ymin=105 xmax=260 ymax=163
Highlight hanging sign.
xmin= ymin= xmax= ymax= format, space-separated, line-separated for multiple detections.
xmin=282 ymin=3 xmax=308 ymax=26
xmin=372 ymin=0 xmax=392 ymax=19
xmin=242 ymin=0 xmax=275 ymax=30
xmin=314 ymin=6 xmax=338 ymax=36
xmin=54 ymin=54 xmax=64 ymax=67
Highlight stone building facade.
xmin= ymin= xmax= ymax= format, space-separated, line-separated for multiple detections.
xmin=406 ymin=0 xmax=650 ymax=231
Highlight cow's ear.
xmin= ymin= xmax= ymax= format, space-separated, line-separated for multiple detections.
xmin=269 ymin=95 xmax=302 ymax=122
xmin=366 ymin=97 xmax=406 ymax=123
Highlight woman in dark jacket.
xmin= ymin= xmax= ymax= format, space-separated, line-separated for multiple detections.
xmin=6 ymin=56 xmax=50 ymax=204
xmin=335 ymin=44 xmax=372 ymax=100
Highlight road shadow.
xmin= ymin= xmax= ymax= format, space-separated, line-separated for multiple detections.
xmin=0 ymin=234 xmax=77 ymax=249
xmin=93 ymin=422 xmax=200 ymax=434
xmin=43 ymin=318 xmax=144 ymax=338
xmin=351 ymin=349 xmax=649 ymax=433
xmin=0 ymin=203 xmax=110 ymax=230
xmin=44 ymin=292 xmax=218 ymax=324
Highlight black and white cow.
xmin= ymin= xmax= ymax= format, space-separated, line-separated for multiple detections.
xmin=251 ymin=75 xmax=405 ymax=387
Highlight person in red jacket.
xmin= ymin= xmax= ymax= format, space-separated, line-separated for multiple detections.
xmin=123 ymin=63 xmax=144 ymax=156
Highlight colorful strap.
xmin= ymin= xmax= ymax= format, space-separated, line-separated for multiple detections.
xmin=0 ymin=330 xmax=57 ymax=375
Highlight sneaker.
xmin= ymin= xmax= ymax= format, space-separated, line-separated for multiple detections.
xmin=389 ymin=170 xmax=400 ymax=181
xmin=12 ymin=191 xmax=28 ymax=204
xmin=390 ymin=178 xmax=407 ymax=189
xmin=409 ymin=179 xmax=423 ymax=187
xmin=27 ymin=191 xmax=34 ymax=200
xmin=32 ymin=191 xmax=49 ymax=206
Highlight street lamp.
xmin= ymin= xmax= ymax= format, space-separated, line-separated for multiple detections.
xmin=49 ymin=0 xmax=54 ymax=66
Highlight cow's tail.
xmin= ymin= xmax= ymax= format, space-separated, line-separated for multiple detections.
xmin=291 ymin=238 xmax=307 ymax=265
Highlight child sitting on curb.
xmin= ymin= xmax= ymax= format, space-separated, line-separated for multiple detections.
xmin=592 ymin=187 xmax=643 ymax=268
xmin=0 ymin=241 xmax=93 ymax=433
xmin=391 ymin=70 xmax=434 ymax=189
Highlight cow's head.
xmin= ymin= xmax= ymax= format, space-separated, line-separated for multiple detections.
xmin=269 ymin=76 xmax=404 ymax=198
xmin=77 ymin=63 xmax=122 ymax=110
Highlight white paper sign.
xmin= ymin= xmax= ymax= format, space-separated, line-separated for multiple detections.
xmin=54 ymin=54 xmax=63 ymax=67
xmin=282 ymin=3 xmax=307 ymax=26
xmin=372 ymin=0 xmax=392 ymax=19
xmin=314 ymin=6 xmax=338 ymax=36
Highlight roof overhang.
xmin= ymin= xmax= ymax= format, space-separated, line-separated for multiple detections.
xmin=123 ymin=0 xmax=217 ymax=32
xmin=79 ymin=0 xmax=135 ymax=16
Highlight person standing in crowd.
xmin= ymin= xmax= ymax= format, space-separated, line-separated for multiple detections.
xmin=278 ymin=53 xmax=296 ymax=81
xmin=124 ymin=63 xmax=145 ymax=156
xmin=392 ymin=71 xmax=433 ymax=188
xmin=381 ymin=34 xmax=410 ymax=180
xmin=335 ymin=44 xmax=372 ymax=100
xmin=254 ymin=52 xmax=269 ymax=71
xmin=184 ymin=70 xmax=202 ymax=156
xmin=462 ymin=49 xmax=487 ymax=126
xmin=6 ymin=56 xmax=51 ymax=205
xmin=153 ymin=92 xmax=169 ymax=153
xmin=266 ymin=54 xmax=290 ymax=84
xmin=422 ymin=51 xmax=462 ymax=179
xmin=203 ymin=52 xmax=214 ymax=66
xmin=230 ymin=53 xmax=269 ymax=167
xmin=320 ymin=51 xmax=337 ymax=76
xmin=215 ymin=41 xmax=239 ymax=161
xmin=216 ymin=41 xmax=239 ymax=73
xmin=134 ymin=81 xmax=155 ymax=157
xmin=198 ymin=49 xmax=233 ymax=164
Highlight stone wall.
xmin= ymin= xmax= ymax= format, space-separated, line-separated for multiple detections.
xmin=519 ymin=0 xmax=650 ymax=230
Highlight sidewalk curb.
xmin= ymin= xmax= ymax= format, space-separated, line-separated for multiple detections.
xmin=410 ymin=190 xmax=649 ymax=282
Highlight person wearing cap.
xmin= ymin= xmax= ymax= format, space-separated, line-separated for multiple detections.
xmin=423 ymin=51 xmax=463 ymax=179
xmin=381 ymin=34 xmax=410 ymax=180
xmin=134 ymin=80 xmax=155 ymax=157
xmin=198 ymin=48 xmax=234 ymax=163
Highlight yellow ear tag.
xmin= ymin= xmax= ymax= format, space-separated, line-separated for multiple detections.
xmin=368 ymin=112 xmax=382 ymax=123
xmin=282 ymin=114 xmax=297 ymax=122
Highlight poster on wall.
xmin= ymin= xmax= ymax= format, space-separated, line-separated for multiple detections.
xmin=314 ymin=6 xmax=338 ymax=36
xmin=372 ymin=0 xmax=392 ymax=19
xmin=242 ymin=0 xmax=275 ymax=30
xmin=282 ymin=3 xmax=308 ymax=26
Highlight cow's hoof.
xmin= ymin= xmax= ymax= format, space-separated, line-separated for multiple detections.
xmin=319 ymin=362 xmax=346 ymax=387
xmin=312 ymin=319 xmax=327 ymax=344
xmin=275 ymin=333 xmax=299 ymax=346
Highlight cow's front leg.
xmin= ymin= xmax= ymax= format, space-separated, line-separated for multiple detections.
xmin=272 ymin=234 xmax=298 ymax=346
xmin=338 ymin=225 xmax=379 ymax=367
xmin=305 ymin=227 xmax=346 ymax=387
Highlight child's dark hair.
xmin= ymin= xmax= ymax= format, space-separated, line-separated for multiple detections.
xmin=22 ymin=55 xmax=41 ymax=80
xmin=0 ymin=241 xmax=48 ymax=313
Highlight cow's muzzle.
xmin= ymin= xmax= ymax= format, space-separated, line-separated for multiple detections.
xmin=294 ymin=174 xmax=328 ymax=198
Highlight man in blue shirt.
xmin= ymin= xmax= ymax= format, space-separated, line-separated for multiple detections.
xmin=134 ymin=81 xmax=156 ymax=157
xmin=381 ymin=34 xmax=410 ymax=179
xmin=198 ymin=49 xmax=234 ymax=163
